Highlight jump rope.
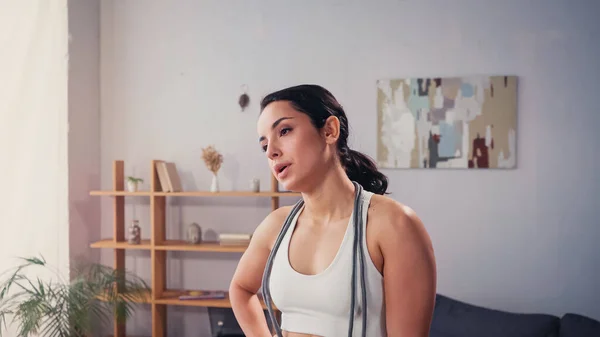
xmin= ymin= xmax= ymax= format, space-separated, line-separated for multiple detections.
xmin=261 ymin=181 xmax=368 ymax=337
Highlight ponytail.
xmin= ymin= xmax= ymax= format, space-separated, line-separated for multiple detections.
xmin=341 ymin=148 xmax=388 ymax=195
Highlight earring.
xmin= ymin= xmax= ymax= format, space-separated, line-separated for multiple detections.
xmin=238 ymin=84 xmax=250 ymax=111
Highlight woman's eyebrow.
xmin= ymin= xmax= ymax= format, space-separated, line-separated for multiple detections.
xmin=258 ymin=117 xmax=295 ymax=142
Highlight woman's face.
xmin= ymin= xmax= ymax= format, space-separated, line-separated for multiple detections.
xmin=257 ymin=101 xmax=332 ymax=192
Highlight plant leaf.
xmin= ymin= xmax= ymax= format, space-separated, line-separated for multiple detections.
xmin=19 ymin=256 xmax=46 ymax=266
xmin=0 ymin=255 xmax=150 ymax=337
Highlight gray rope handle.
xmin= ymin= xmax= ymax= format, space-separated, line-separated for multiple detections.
xmin=348 ymin=182 xmax=367 ymax=337
xmin=261 ymin=182 xmax=368 ymax=337
xmin=262 ymin=198 xmax=304 ymax=337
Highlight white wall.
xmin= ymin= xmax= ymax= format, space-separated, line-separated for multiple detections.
xmin=99 ymin=0 xmax=600 ymax=335
xmin=0 ymin=0 xmax=69 ymax=335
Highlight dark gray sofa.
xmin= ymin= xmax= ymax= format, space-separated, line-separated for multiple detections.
xmin=431 ymin=293 xmax=600 ymax=337
xmin=209 ymin=294 xmax=600 ymax=336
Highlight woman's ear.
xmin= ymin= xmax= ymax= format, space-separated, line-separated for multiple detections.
xmin=322 ymin=116 xmax=340 ymax=145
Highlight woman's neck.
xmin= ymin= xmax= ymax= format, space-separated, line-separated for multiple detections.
xmin=300 ymin=166 xmax=357 ymax=224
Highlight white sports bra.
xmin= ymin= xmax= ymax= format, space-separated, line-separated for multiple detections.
xmin=268 ymin=190 xmax=387 ymax=337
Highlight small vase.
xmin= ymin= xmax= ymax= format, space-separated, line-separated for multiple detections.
xmin=210 ymin=173 xmax=219 ymax=192
xmin=127 ymin=181 xmax=138 ymax=192
xmin=128 ymin=220 xmax=141 ymax=245
xmin=250 ymin=178 xmax=260 ymax=192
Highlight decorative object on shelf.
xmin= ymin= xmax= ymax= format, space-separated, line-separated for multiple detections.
xmin=201 ymin=145 xmax=224 ymax=192
xmin=0 ymin=255 xmax=150 ymax=337
xmin=211 ymin=174 xmax=219 ymax=192
xmin=187 ymin=222 xmax=202 ymax=244
xmin=250 ymin=178 xmax=260 ymax=192
xmin=128 ymin=219 xmax=141 ymax=244
xmin=126 ymin=176 xmax=144 ymax=192
xmin=238 ymin=84 xmax=250 ymax=111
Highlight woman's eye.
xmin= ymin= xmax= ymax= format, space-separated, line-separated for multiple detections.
xmin=280 ymin=128 xmax=291 ymax=136
xmin=261 ymin=145 xmax=267 ymax=152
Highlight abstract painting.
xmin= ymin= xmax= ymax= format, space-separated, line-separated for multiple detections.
xmin=376 ymin=75 xmax=517 ymax=169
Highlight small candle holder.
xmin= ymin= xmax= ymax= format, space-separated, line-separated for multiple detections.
xmin=250 ymin=178 xmax=260 ymax=192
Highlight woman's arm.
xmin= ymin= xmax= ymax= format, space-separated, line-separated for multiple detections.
xmin=379 ymin=203 xmax=437 ymax=337
xmin=229 ymin=207 xmax=290 ymax=337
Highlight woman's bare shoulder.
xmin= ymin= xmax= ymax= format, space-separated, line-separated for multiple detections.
xmin=368 ymin=194 xmax=418 ymax=224
xmin=368 ymin=194 xmax=432 ymax=251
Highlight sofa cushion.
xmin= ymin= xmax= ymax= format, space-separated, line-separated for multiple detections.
xmin=559 ymin=313 xmax=600 ymax=337
xmin=430 ymin=294 xmax=560 ymax=337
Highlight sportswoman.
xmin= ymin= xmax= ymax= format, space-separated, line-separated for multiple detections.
xmin=229 ymin=84 xmax=436 ymax=337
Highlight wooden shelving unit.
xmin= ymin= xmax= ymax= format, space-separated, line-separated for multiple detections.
xmin=90 ymin=160 xmax=299 ymax=337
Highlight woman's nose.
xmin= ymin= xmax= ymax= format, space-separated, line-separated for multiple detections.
xmin=266 ymin=143 xmax=281 ymax=160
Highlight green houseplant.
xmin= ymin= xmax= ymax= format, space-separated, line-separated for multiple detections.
xmin=0 ymin=255 xmax=150 ymax=337
xmin=126 ymin=176 xmax=144 ymax=192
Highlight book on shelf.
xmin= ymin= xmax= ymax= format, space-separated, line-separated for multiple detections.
xmin=219 ymin=240 xmax=251 ymax=246
xmin=219 ymin=233 xmax=251 ymax=241
xmin=178 ymin=290 xmax=226 ymax=300
xmin=155 ymin=160 xmax=183 ymax=192
xmin=218 ymin=233 xmax=252 ymax=246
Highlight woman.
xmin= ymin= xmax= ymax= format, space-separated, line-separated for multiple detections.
xmin=229 ymin=84 xmax=436 ymax=337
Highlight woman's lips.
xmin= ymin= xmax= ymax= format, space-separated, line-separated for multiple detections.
xmin=274 ymin=163 xmax=291 ymax=179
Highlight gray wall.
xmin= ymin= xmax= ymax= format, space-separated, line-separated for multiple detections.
xmin=68 ymin=0 xmax=102 ymax=269
xmin=97 ymin=1 xmax=600 ymax=335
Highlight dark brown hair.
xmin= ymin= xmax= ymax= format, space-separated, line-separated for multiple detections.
xmin=260 ymin=84 xmax=388 ymax=195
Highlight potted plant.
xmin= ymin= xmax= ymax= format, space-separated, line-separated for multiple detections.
xmin=0 ymin=255 xmax=150 ymax=337
xmin=126 ymin=176 xmax=144 ymax=192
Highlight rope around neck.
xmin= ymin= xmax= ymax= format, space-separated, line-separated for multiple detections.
xmin=261 ymin=182 xmax=368 ymax=337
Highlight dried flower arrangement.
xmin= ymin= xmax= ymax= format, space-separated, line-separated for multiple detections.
xmin=201 ymin=145 xmax=223 ymax=174
xmin=202 ymin=145 xmax=224 ymax=192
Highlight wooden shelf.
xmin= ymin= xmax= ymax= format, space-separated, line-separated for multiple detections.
xmin=90 ymin=190 xmax=153 ymax=196
xmin=155 ymin=290 xmax=232 ymax=308
xmin=96 ymin=289 xmax=152 ymax=304
xmin=90 ymin=239 xmax=152 ymax=250
xmin=97 ymin=288 xmax=274 ymax=310
xmin=155 ymin=290 xmax=274 ymax=310
xmin=90 ymin=190 xmax=300 ymax=197
xmin=93 ymin=160 xmax=284 ymax=336
xmin=154 ymin=240 xmax=248 ymax=253
xmin=154 ymin=191 xmax=299 ymax=197
xmin=90 ymin=239 xmax=248 ymax=252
